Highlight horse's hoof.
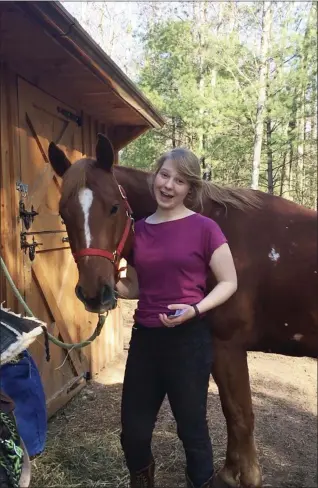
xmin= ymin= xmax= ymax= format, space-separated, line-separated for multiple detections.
xmin=213 ymin=472 xmax=238 ymax=488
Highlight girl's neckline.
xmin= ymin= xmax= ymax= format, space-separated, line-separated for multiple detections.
xmin=144 ymin=212 xmax=197 ymax=226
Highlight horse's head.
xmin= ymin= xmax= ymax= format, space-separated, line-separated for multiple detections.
xmin=48 ymin=134 xmax=134 ymax=314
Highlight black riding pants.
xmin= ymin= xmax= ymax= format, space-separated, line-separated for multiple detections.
xmin=120 ymin=317 xmax=214 ymax=487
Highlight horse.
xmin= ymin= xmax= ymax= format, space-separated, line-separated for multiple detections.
xmin=48 ymin=133 xmax=318 ymax=488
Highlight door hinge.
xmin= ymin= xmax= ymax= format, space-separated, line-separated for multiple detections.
xmin=19 ymin=201 xmax=38 ymax=230
xmin=20 ymin=234 xmax=43 ymax=261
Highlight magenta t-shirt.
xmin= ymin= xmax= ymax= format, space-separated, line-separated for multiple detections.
xmin=128 ymin=213 xmax=227 ymax=328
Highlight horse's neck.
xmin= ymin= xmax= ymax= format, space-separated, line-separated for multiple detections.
xmin=113 ymin=166 xmax=247 ymax=224
xmin=114 ymin=166 xmax=228 ymax=222
xmin=114 ymin=166 xmax=156 ymax=220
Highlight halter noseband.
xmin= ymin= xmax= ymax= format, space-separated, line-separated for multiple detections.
xmin=72 ymin=184 xmax=134 ymax=269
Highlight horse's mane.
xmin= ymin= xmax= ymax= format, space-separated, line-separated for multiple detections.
xmin=202 ymin=180 xmax=262 ymax=211
xmin=61 ymin=161 xmax=262 ymax=212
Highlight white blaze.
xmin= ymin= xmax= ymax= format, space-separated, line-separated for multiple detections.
xmin=78 ymin=188 xmax=93 ymax=248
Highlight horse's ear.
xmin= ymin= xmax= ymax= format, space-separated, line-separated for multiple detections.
xmin=48 ymin=142 xmax=71 ymax=177
xmin=96 ymin=133 xmax=114 ymax=171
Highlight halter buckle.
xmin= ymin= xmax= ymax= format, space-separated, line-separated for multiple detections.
xmin=112 ymin=250 xmax=118 ymax=264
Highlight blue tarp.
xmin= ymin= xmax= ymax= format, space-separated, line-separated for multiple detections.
xmin=0 ymin=350 xmax=47 ymax=456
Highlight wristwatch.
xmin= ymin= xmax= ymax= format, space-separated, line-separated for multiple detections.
xmin=192 ymin=303 xmax=200 ymax=317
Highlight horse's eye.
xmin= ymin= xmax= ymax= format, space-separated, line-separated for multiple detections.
xmin=110 ymin=204 xmax=119 ymax=215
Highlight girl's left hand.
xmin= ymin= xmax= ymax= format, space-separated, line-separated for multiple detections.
xmin=159 ymin=304 xmax=195 ymax=328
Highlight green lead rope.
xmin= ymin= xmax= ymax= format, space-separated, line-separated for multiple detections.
xmin=0 ymin=256 xmax=107 ymax=353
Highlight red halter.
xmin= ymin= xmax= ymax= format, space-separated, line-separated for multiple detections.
xmin=72 ymin=184 xmax=134 ymax=269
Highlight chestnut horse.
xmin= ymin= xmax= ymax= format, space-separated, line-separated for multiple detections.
xmin=48 ymin=134 xmax=317 ymax=488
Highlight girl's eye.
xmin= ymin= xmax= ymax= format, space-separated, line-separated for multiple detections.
xmin=110 ymin=204 xmax=119 ymax=215
xmin=160 ymin=172 xmax=168 ymax=178
xmin=176 ymin=179 xmax=185 ymax=184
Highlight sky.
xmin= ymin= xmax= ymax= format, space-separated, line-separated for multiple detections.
xmin=62 ymin=1 xmax=144 ymax=79
xmin=62 ymin=1 xmax=312 ymax=81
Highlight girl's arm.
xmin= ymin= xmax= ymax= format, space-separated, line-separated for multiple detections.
xmin=196 ymin=242 xmax=237 ymax=313
xmin=115 ymin=263 xmax=139 ymax=299
xmin=160 ymin=243 xmax=237 ymax=326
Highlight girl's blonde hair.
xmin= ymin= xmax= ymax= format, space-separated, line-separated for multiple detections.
xmin=148 ymin=147 xmax=262 ymax=212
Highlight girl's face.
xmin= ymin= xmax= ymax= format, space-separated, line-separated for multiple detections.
xmin=153 ymin=159 xmax=190 ymax=210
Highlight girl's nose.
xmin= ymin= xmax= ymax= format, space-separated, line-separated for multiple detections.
xmin=164 ymin=178 xmax=173 ymax=188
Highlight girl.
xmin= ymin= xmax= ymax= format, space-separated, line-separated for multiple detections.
xmin=116 ymin=148 xmax=237 ymax=488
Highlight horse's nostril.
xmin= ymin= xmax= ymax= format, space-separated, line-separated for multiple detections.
xmin=101 ymin=284 xmax=113 ymax=305
xmin=75 ymin=284 xmax=116 ymax=312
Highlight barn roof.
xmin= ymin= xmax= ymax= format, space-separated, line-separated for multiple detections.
xmin=0 ymin=1 xmax=164 ymax=148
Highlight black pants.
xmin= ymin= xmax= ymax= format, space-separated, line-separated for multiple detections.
xmin=121 ymin=318 xmax=214 ymax=487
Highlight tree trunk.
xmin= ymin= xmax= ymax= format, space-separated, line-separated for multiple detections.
xmin=192 ymin=2 xmax=208 ymax=162
xmin=251 ymin=2 xmax=272 ymax=190
xmin=266 ymin=117 xmax=274 ymax=193
xmin=286 ymin=119 xmax=296 ymax=200
xmin=296 ymin=108 xmax=305 ymax=203
xmin=171 ymin=117 xmax=176 ymax=148
xmin=296 ymin=2 xmax=315 ymax=205
xmin=279 ymin=151 xmax=288 ymax=197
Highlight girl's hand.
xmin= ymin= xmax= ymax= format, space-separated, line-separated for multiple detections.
xmin=159 ymin=304 xmax=195 ymax=328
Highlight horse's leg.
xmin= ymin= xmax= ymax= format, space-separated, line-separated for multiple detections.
xmin=212 ymin=341 xmax=262 ymax=488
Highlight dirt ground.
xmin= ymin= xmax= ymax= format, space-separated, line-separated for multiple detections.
xmin=31 ymin=300 xmax=317 ymax=488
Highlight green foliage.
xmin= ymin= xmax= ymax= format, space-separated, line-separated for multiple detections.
xmin=120 ymin=2 xmax=317 ymax=208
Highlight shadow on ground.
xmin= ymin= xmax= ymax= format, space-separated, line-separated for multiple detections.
xmin=30 ymin=370 xmax=317 ymax=488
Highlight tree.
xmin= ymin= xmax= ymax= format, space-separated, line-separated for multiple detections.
xmin=251 ymin=2 xmax=272 ymax=190
xmin=65 ymin=1 xmax=316 ymax=208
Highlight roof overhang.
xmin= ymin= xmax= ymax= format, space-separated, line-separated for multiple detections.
xmin=0 ymin=1 xmax=164 ymax=149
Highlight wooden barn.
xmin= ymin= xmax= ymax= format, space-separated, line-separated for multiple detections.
xmin=0 ymin=1 xmax=164 ymax=416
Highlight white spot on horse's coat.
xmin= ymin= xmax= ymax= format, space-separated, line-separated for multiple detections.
xmin=293 ymin=334 xmax=303 ymax=341
xmin=268 ymin=248 xmax=280 ymax=262
xmin=78 ymin=188 xmax=93 ymax=248
xmin=314 ymin=271 xmax=317 ymax=274
xmin=284 ymin=323 xmax=288 ymax=326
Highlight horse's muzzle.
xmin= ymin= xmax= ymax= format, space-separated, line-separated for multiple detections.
xmin=75 ymin=284 xmax=117 ymax=314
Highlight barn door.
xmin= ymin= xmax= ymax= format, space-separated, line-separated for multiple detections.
xmin=18 ymin=78 xmax=92 ymax=414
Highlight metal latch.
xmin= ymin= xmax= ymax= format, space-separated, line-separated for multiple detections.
xmin=19 ymin=201 xmax=38 ymax=230
xmin=20 ymin=234 xmax=43 ymax=261
xmin=57 ymin=106 xmax=82 ymax=126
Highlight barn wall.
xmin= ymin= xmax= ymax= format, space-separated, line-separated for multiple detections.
xmin=0 ymin=63 xmax=124 ymax=415
xmin=0 ymin=64 xmax=24 ymax=313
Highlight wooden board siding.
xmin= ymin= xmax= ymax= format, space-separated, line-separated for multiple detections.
xmin=0 ymin=67 xmax=123 ymax=416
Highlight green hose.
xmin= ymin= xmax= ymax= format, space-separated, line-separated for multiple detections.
xmin=0 ymin=255 xmax=106 ymax=350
